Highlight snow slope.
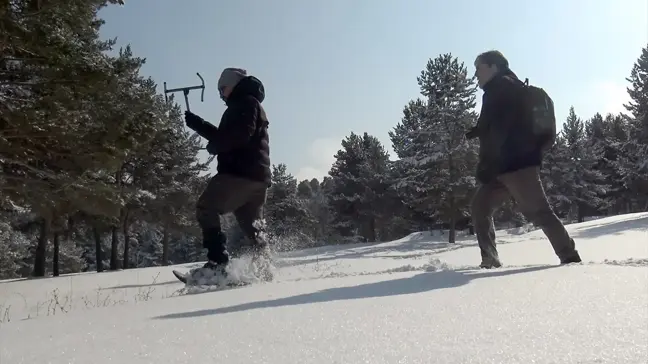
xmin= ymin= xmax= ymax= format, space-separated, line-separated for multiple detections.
xmin=1 ymin=213 xmax=647 ymax=364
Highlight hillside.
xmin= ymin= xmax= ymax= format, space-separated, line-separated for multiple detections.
xmin=0 ymin=213 xmax=647 ymax=363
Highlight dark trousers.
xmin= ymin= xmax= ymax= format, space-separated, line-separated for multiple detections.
xmin=470 ymin=166 xmax=578 ymax=263
xmin=196 ymin=173 xmax=268 ymax=264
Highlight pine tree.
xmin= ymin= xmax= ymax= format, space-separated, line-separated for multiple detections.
xmin=296 ymin=180 xmax=314 ymax=199
xmin=303 ymin=178 xmax=332 ymax=242
xmin=147 ymin=100 xmax=209 ymax=266
xmin=1 ymin=1 xmax=214 ymax=276
xmin=295 ymin=178 xmax=332 ymax=242
xmin=265 ymin=164 xmax=314 ymax=247
xmin=0 ymin=0 xmax=131 ymax=276
xmin=583 ymin=112 xmax=634 ymax=216
xmin=599 ymin=113 xmax=633 ymax=214
xmin=624 ymin=44 xmax=648 ymax=147
xmin=389 ymin=53 xmax=478 ymax=243
xmin=619 ymin=44 xmax=648 ymax=210
xmin=551 ymin=107 xmax=608 ymax=222
xmin=328 ymin=132 xmax=391 ymax=242
xmin=540 ymin=134 xmax=569 ymax=217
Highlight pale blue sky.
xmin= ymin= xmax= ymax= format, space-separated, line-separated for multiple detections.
xmin=99 ymin=0 xmax=647 ymax=181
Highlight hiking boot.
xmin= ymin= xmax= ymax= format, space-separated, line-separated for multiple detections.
xmin=560 ymin=251 xmax=582 ymax=265
xmin=183 ymin=260 xmax=228 ymax=286
xmin=203 ymin=228 xmax=230 ymax=266
xmin=202 ymin=260 xmax=228 ymax=274
xmin=480 ymin=257 xmax=502 ymax=269
xmin=197 ymin=261 xmax=228 ymax=281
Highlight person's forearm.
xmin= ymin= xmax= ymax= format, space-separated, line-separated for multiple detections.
xmin=189 ymin=119 xmax=218 ymax=140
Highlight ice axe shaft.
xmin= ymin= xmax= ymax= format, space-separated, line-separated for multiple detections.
xmin=163 ymin=73 xmax=205 ymax=112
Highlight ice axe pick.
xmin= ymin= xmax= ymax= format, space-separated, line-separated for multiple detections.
xmin=163 ymin=72 xmax=205 ymax=112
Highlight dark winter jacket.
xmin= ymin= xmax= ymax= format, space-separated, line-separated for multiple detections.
xmin=469 ymin=69 xmax=542 ymax=184
xmin=187 ymin=76 xmax=271 ymax=186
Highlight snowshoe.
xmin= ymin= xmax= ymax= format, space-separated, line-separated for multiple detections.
xmin=173 ymin=261 xmax=234 ymax=287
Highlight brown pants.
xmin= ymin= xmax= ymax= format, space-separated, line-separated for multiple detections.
xmin=196 ymin=173 xmax=268 ymax=260
xmin=470 ymin=166 xmax=577 ymax=262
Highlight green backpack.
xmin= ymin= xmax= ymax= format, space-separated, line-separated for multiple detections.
xmin=522 ymin=78 xmax=556 ymax=151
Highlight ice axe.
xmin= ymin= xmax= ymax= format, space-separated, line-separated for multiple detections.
xmin=163 ymin=72 xmax=205 ymax=112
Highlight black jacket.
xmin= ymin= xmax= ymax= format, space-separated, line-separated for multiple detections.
xmin=188 ymin=76 xmax=271 ymax=186
xmin=470 ymin=69 xmax=541 ymax=184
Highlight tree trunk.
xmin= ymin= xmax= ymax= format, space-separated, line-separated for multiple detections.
xmin=110 ymin=226 xmax=119 ymax=270
xmin=65 ymin=216 xmax=74 ymax=241
xmin=93 ymin=226 xmax=104 ymax=272
xmin=33 ymin=218 xmax=49 ymax=277
xmin=111 ymin=168 xmax=123 ymax=271
xmin=161 ymin=223 xmax=170 ymax=266
xmin=448 ymin=194 xmax=457 ymax=244
xmin=378 ymin=218 xmax=388 ymax=242
xmin=577 ymin=202 xmax=585 ymax=223
xmin=447 ymin=153 xmax=457 ymax=244
xmin=53 ymin=232 xmax=60 ymax=277
xmin=122 ymin=210 xmax=130 ymax=269
xmin=369 ymin=217 xmax=376 ymax=242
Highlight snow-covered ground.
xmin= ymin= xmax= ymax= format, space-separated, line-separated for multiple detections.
xmin=1 ymin=213 xmax=647 ymax=364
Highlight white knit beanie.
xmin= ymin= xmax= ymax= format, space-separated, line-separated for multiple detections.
xmin=217 ymin=67 xmax=247 ymax=90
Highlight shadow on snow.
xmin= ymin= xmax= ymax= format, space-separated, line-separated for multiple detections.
xmin=153 ymin=264 xmax=557 ymax=320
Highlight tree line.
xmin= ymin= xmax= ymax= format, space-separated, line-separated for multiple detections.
xmin=1 ymin=1 xmax=646 ymax=278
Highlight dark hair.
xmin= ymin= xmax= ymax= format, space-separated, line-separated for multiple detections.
xmin=476 ymin=50 xmax=509 ymax=70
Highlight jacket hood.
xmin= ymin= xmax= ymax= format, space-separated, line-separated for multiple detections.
xmin=227 ymin=75 xmax=265 ymax=105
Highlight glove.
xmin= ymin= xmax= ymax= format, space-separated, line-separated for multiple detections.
xmin=465 ymin=126 xmax=479 ymax=140
xmin=205 ymin=141 xmax=218 ymax=155
xmin=184 ymin=110 xmax=204 ymax=131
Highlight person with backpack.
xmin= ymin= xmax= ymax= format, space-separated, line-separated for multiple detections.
xmin=182 ymin=67 xmax=272 ymax=278
xmin=465 ymin=50 xmax=582 ymax=268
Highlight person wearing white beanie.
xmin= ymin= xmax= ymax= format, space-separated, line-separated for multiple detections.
xmin=217 ymin=67 xmax=248 ymax=100
xmin=181 ymin=67 xmax=272 ymax=283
